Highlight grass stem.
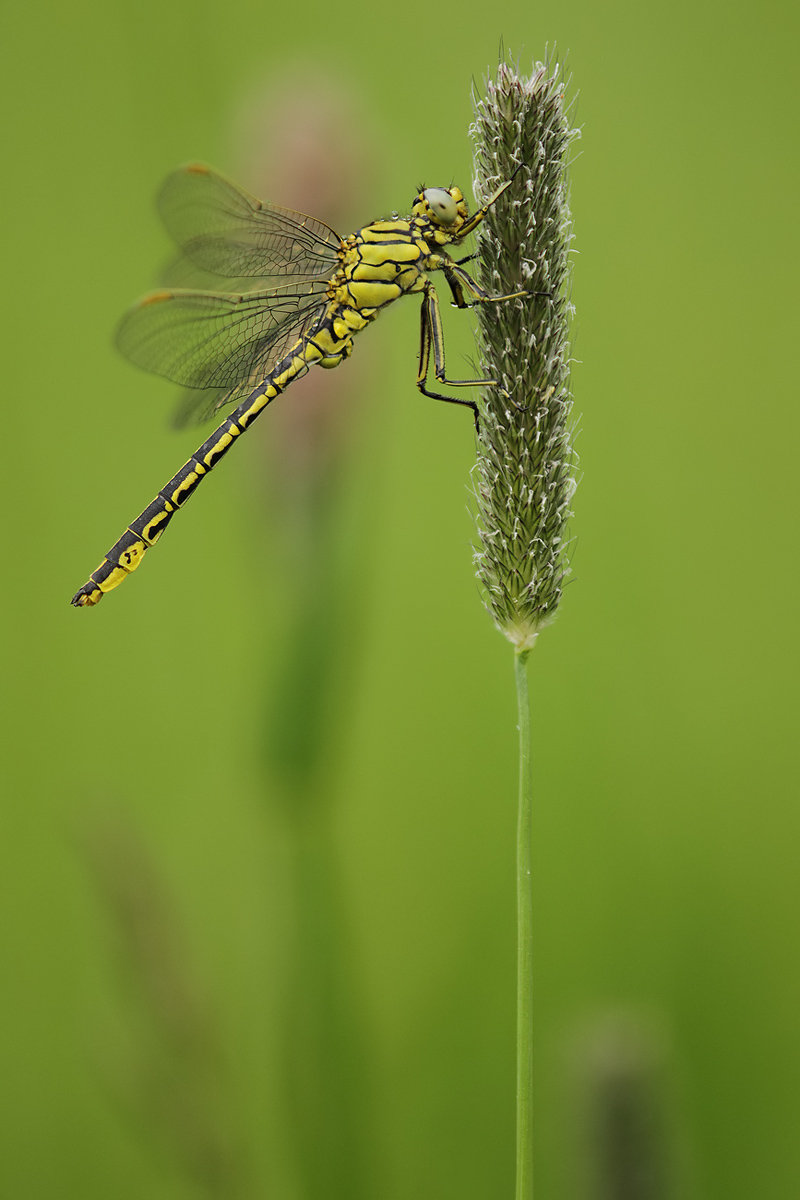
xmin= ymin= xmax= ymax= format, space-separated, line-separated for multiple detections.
xmin=515 ymin=646 xmax=534 ymax=1200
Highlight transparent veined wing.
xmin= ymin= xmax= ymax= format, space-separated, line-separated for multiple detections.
xmin=157 ymin=164 xmax=342 ymax=282
xmin=168 ymin=295 xmax=326 ymax=429
xmin=159 ymin=255 xmax=257 ymax=291
xmin=169 ymin=384 xmax=238 ymax=429
xmin=116 ymin=280 xmax=330 ymax=423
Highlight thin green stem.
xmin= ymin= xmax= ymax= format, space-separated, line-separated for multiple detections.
xmin=515 ymin=647 xmax=534 ymax=1200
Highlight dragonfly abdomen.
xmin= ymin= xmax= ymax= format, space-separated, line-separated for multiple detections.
xmin=70 ymin=335 xmax=317 ymax=607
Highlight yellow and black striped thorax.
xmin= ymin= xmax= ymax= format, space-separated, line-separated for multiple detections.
xmin=327 ymin=186 xmax=471 ymax=317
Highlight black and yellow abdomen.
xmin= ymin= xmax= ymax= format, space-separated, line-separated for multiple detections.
xmin=71 ymin=343 xmax=311 ymax=606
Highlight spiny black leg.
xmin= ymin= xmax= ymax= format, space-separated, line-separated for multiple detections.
xmin=444 ymin=267 xmax=468 ymax=309
xmin=425 ymin=285 xmax=496 ymax=388
xmin=444 ymin=261 xmax=528 ymax=306
xmin=418 ymin=379 xmax=480 ymax=431
xmin=417 ymin=286 xmax=484 ymax=431
xmin=418 ymin=288 xmax=432 ymax=382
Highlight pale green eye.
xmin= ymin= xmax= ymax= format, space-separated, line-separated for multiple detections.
xmin=423 ymin=188 xmax=458 ymax=225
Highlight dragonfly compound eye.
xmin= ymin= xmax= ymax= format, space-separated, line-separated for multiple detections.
xmin=423 ymin=188 xmax=458 ymax=225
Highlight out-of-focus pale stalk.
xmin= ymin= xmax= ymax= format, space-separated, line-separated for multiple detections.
xmin=471 ymin=58 xmax=579 ymax=1200
xmin=577 ymin=1018 xmax=679 ymax=1200
xmin=233 ymin=70 xmax=379 ymax=1200
xmin=83 ymin=813 xmax=241 ymax=1199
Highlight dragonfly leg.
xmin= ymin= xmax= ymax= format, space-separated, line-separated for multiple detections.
xmin=443 ymin=269 xmax=468 ymax=309
xmin=417 ymin=284 xmax=505 ymax=431
xmin=432 ymin=252 xmax=547 ymax=308
xmin=454 ymin=163 xmax=524 ymax=238
xmin=445 ymin=261 xmax=530 ymax=305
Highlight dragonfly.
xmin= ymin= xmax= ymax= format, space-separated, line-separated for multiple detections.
xmin=71 ymin=162 xmax=527 ymax=607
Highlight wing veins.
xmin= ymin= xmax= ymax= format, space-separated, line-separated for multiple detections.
xmin=158 ymin=164 xmax=342 ymax=281
xmin=117 ymin=284 xmax=329 ymax=391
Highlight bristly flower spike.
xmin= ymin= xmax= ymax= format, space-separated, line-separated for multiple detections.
xmin=471 ymin=57 xmax=579 ymax=651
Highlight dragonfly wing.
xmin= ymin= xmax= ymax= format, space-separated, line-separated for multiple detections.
xmin=158 ymin=163 xmax=342 ymax=281
xmin=170 ymin=385 xmax=233 ymax=429
xmin=159 ymin=253 xmax=256 ymax=291
xmin=167 ymin=295 xmax=328 ymax=429
xmin=116 ymin=282 xmax=329 ymax=393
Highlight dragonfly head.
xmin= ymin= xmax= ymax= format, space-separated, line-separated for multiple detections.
xmin=412 ymin=186 xmax=469 ymax=242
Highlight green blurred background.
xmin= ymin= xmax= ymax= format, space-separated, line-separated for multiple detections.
xmin=2 ymin=0 xmax=799 ymax=1197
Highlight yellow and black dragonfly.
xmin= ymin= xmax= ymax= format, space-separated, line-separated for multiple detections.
xmin=71 ymin=163 xmax=524 ymax=607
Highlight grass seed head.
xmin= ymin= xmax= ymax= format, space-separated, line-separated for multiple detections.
xmin=471 ymin=57 xmax=579 ymax=651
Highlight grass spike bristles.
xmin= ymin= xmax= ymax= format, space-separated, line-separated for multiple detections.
xmin=471 ymin=57 xmax=579 ymax=651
